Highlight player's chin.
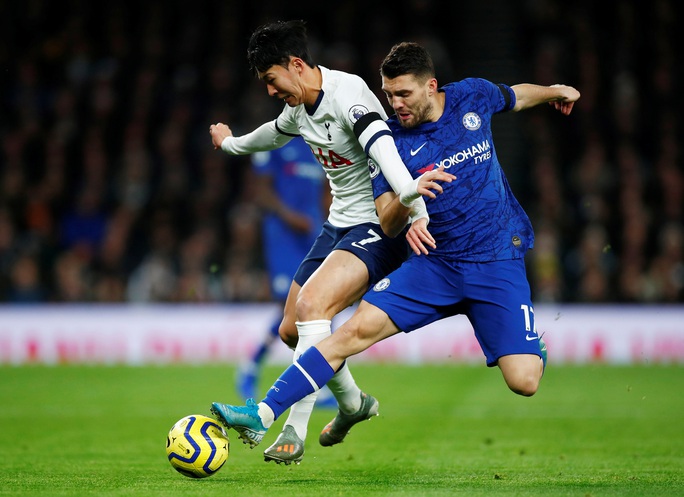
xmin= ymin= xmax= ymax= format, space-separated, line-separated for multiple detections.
xmin=281 ymin=95 xmax=297 ymax=106
xmin=398 ymin=116 xmax=417 ymax=129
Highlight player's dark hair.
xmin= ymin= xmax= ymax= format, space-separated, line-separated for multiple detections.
xmin=380 ymin=42 xmax=435 ymax=81
xmin=247 ymin=20 xmax=316 ymax=75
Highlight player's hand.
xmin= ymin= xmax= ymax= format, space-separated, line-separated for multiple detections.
xmin=209 ymin=122 xmax=233 ymax=149
xmin=399 ymin=165 xmax=456 ymax=206
xmin=548 ymin=84 xmax=580 ymax=115
xmin=406 ymin=217 xmax=435 ymax=255
xmin=416 ymin=165 xmax=456 ymax=199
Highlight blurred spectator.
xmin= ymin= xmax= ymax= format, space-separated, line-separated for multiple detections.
xmin=645 ymin=223 xmax=684 ymax=302
xmin=60 ymin=187 xmax=108 ymax=257
xmin=52 ymin=250 xmax=92 ymax=302
xmin=6 ymin=254 xmax=46 ymax=303
xmin=221 ymin=202 xmax=270 ymax=302
xmin=126 ymin=213 xmax=179 ymax=303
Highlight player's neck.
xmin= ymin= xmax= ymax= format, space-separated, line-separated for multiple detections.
xmin=429 ymin=91 xmax=446 ymax=123
xmin=301 ymin=65 xmax=323 ymax=108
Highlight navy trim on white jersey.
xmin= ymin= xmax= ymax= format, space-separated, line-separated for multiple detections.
xmin=363 ymin=130 xmax=392 ymax=156
xmin=307 ymin=89 xmax=325 ymax=116
xmin=275 ymin=120 xmax=300 ymax=137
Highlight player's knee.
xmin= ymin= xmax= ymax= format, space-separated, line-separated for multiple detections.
xmin=294 ymin=289 xmax=321 ymax=321
xmin=499 ymin=354 xmax=543 ymax=397
xmin=505 ymin=371 xmax=540 ymax=397
xmin=277 ymin=321 xmax=298 ymax=349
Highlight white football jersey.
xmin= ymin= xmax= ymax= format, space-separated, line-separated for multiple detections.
xmin=275 ymin=66 xmax=389 ymax=227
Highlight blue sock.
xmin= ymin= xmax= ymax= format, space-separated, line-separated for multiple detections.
xmin=262 ymin=347 xmax=335 ymax=419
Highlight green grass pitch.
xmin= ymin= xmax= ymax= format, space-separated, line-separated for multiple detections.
xmin=1 ymin=363 xmax=682 ymax=496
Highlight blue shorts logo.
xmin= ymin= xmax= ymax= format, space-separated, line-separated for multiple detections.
xmin=373 ymin=278 xmax=390 ymax=291
xmin=462 ymin=112 xmax=481 ymax=130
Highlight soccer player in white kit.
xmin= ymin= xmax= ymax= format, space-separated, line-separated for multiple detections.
xmin=209 ymin=20 xmax=451 ymax=464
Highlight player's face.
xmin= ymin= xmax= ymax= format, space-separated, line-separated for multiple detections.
xmin=382 ymin=74 xmax=435 ymax=129
xmin=258 ymin=60 xmax=304 ymax=107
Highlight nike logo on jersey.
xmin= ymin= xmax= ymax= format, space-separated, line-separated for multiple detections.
xmin=410 ymin=142 xmax=427 ymax=156
xmin=526 ymin=334 xmax=539 ymax=341
xmin=351 ymin=242 xmax=369 ymax=252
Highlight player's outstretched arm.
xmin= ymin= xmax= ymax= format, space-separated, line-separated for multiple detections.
xmin=210 ymin=120 xmax=291 ymax=155
xmin=511 ymin=83 xmax=580 ymax=115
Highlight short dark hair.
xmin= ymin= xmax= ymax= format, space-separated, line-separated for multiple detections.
xmin=380 ymin=42 xmax=435 ymax=81
xmin=247 ymin=20 xmax=315 ymax=75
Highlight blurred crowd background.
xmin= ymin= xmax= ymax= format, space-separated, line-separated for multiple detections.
xmin=1 ymin=0 xmax=682 ymax=304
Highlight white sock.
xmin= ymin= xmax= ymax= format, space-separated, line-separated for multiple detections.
xmin=282 ymin=319 xmax=331 ymax=440
xmin=327 ymin=361 xmax=362 ymax=414
xmin=257 ymin=403 xmax=275 ymax=428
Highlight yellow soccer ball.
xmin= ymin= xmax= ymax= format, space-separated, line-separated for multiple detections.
xmin=166 ymin=414 xmax=229 ymax=478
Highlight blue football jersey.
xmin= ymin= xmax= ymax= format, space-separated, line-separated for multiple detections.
xmin=371 ymin=78 xmax=534 ymax=262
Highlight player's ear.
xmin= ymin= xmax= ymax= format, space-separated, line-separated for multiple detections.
xmin=427 ymin=78 xmax=438 ymax=96
xmin=291 ymin=57 xmax=303 ymax=73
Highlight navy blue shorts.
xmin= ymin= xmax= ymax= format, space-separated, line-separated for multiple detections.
xmin=293 ymin=221 xmax=410 ymax=289
xmin=363 ymin=256 xmax=542 ymax=366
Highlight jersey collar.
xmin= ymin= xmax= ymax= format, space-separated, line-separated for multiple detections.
xmin=306 ymin=88 xmax=325 ymax=115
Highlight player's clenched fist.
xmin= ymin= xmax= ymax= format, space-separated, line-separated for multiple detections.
xmin=209 ymin=123 xmax=233 ymax=149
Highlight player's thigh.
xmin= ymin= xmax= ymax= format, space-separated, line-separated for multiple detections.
xmin=363 ymin=255 xmax=461 ymax=332
xmin=297 ymin=249 xmax=369 ymax=318
xmin=334 ymin=223 xmax=409 ymax=285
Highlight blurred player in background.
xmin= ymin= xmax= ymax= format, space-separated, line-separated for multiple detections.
xmin=209 ymin=42 xmax=580 ymax=452
xmin=209 ymin=21 xmax=451 ymax=464
xmin=237 ymin=136 xmax=336 ymax=408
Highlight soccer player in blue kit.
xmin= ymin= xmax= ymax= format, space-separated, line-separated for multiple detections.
xmin=209 ymin=41 xmax=580 ymax=451
xmin=209 ymin=23 xmax=452 ymax=464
